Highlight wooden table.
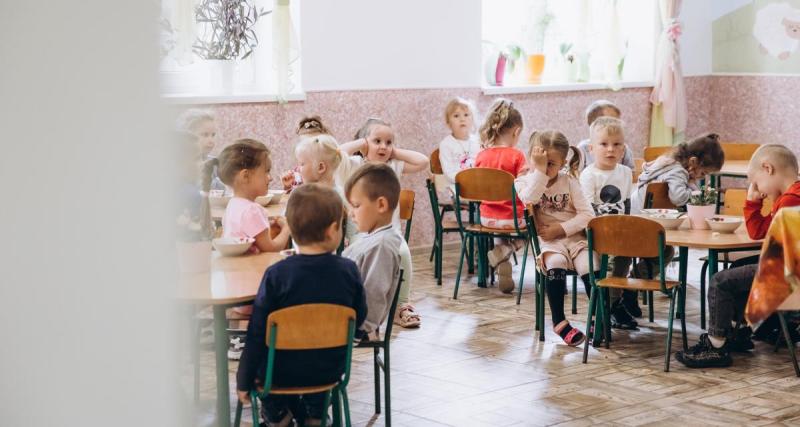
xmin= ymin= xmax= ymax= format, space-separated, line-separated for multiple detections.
xmin=716 ymin=160 xmax=749 ymax=178
xmin=211 ymin=201 xmax=287 ymax=222
xmin=177 ymin=251 xmax=283 ymax=427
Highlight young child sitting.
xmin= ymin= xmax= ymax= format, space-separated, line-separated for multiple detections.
xmin=342 ymin=163 xmax=405 ymax=339
xmin=475 ymin=99 xmax=529 ymax=294
xmin=575 ymin=100 xmax=634 ymax=172
xmin=677 ymin=144 xmax=800 ymax=368
xmin=578 ymin=117 xmax=639 ymax=330
xmin=516 ymin=130 xmax=597 ymax=346
xmin=281 ymin=116 xmax=332 ymax=192
xmin=438 ymin=97 xmax=481 ymax=192
xmin=177 ymin=108 xmax=226 ymax=192
xmin=236 ymin=184 xmax=367 ymax=427
xmin=337 ymin=119 xmax=427 ymax=328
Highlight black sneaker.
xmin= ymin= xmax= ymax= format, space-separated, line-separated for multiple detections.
xmin=728 ymin=327 xmax=754 ymax=353
xmin=610 ymin=303 xmax=639 ymax=330
xmin=621 ymin=292 xmax=643 ymax=318
xmin=676 ymin=334 xmax=732 ymax=368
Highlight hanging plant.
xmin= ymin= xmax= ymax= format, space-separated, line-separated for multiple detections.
xmin=193 ymin=0 xmax=271 ymax=60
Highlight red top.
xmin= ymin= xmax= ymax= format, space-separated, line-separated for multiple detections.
xmin=743 ymin=181 xmax=800 ymax=240
xmin=474 ymin=146 xmax=528 ymax=220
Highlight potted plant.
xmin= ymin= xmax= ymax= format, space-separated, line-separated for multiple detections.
xmin=560 ymin=43 xmax=577 ymax=82
xmin=686 ymin=186 xmax=718 ymax=230
xmin=523 ymin=0 xmax=552 ymax=84
xmin=483 ymin=41 xmax=525 ymax=86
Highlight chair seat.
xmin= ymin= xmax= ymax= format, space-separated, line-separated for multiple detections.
xmin=699 ymin=250 xmax=759 ymax=263
xmin=442 ymin=218 xmax=460 ymax=230
xmin=465 ymin=223 xmax=527 ymax=234
xmin=597 ymin=277 xmax=681 ymax=291
xmin=269 ymin=382 xmax=339 ymax=395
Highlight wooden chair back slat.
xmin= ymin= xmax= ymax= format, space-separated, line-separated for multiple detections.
xmin=267 ymin=304 xmax=355 ymax=350
xmin=643 ymin=146 xmax=672 ymax=162
xmin=723 ymin=188 xmax=772 ymax=216
xmin=399 ymin=189 xmax=415 ymax=221
xmin=588 ymin=216 xmax=664 ymax=258
xmin=645 ymin=182 xmax=677 ymax=209
xmin=430 ymin=149 xmax=444 ymax=174
xmin=633 ymin=158 xmax=645 ymax=183
xmin=455 ymin=168 xmax=515 ymax=201
xmin=721 ymin=142 xmax=759 ymax=161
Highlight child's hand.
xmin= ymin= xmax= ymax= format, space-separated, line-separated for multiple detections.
xmin=747 ymin=182 xmax=766 ymax=202
xmin=237 ymin=390 xmax=251 ymax=404
xmin=538 ymin=224 xmax=565 ymax=241
xmin=281 ymin=170 xmax=295 ymax=191
xmin=530 ymin=146 xmax=548 ymax=174
xmin=271 ymin=216 xmax=287 ymax=229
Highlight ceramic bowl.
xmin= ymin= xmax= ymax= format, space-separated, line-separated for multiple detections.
xmin=212 ymin=237 xmax=254 ymax=256
xmin=705 ymin=216 xmax=743 ymax=233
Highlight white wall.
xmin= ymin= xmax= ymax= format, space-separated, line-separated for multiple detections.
xmin=301 ymin=0 xmax=482 ymax=91
xmin=681 ymin=0 xmax=713 ymax=76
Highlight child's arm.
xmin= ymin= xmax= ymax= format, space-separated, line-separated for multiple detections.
xmin=514 ymin=147 xmax=549 ymax=204
xmin=439 ymin=140 xmax=460 ymax=183
xmin=253 ymin=216 xmax=290 ymax=252
xmin=348 ymin=262 xmax=369 ymax=330
xmin=353 ymin=245 xmax=400 ymax=334
xmin=743 ymin=183 xmax=800 ymax=239
xmin=560 ymin=178 xmax=596 ymax=236
xmin=665 ymin=170 xmax=693 ymax=207
xmin=236 ymin=272 xmax=274 ymax=396
xmin=339 ymin=138 xmax=368 ymax=156
xmin=392 ymin=148 xmax=429 ymax=174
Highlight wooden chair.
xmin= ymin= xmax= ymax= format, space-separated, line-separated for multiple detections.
xmin=643 ymin=182 xmax=677 ymax=210
xmin=399 ymin=189 xmax=415 ymax=243
xmin=632 ymin=158 xmax=645 ymax=183
xmin=234 ymin=304 xmax=357 ymax=427
xmin=356 ymin=270 xmax=405 ymax=426
xmin=721 ymin=142 xmax=759 ymax=162
xmin=452 ymin=168 xmax=534 ymax=301
xmin=582 ymin=216 xmax=685 ymax=372
xmin=643 ymin=146 xmax=672 ymax=162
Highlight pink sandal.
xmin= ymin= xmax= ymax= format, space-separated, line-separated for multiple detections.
xmin=393 ymin=303 xmax=421 ymax=328
xmin=555 ymin=321 xmax=585 ymax=347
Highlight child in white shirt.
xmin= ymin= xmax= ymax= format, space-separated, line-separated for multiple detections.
xmin=438 ymin=97 xmax=481 ymax=192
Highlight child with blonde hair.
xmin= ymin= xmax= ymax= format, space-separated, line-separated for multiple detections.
xmin=575 ymin=100 xmax=634 ymax=172
xmin=177 ymin=108 xmax=226 ymax=192
xmin=281 ymin=116 xmax=333 ymax=192
xmin=515 ymin=130 xmax=598 ymax=346
xmin=438 ymin=97 xmax=481 ymax=190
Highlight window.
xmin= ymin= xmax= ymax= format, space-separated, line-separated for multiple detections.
xmin=159 ymin=0 xmax=302 ymax=102
xmin=482 ymin=0 xmax=658 ymax=91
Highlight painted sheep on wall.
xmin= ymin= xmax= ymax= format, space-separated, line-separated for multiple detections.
xmin=713 ymin=0 xmax=800 ymax=73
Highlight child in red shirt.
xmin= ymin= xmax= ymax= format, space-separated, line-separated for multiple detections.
xmin=678 ymin=144 xmax=800 ymax=369
xmin=473 ymin=99 xmax=529 ymax=293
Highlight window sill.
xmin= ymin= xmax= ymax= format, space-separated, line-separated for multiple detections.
xmin=482 ymin=81 xmax=654 ymax=95
xmin=162 ymin=92 xmax=306 ymax=105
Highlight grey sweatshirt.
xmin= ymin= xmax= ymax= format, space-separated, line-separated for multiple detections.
xmin=342 ymin=224 xmax=402 ymax=334
xmin=630 ymin=156 xmax=694 ymax=213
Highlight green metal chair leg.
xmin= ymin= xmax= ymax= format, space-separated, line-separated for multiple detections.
xmin=700 ymin=260 xmax=708 ymax=330
xmin=664 ymin=288 xmax=677 ymax=372
xmin=339 ymin=386 xmax=352 ymax=427
xmin=373 ymin=347 xmax=381 ymax=414
xmin=331 ymin=388 xmax=342 ymax=427
xmin=648 ymin=291 xmax=655 ymax=323
xmin=250 ymin=391 xmax=260 ymax=427
xmin=583 ymin=286 xmax=598 ymax=363
xmin=384 ymin=345 xmax=392 ymax=427
xmin=571 ymin=275 xmax=578 ymax=315
xmin=778 ymin=312 xmax=800 ymax=377
xmin=679 ymin=285 xmax=688 ymax=351
xmin=453 ymin=238 xmax=468 ymax=299
xmin=516 ymin=240 xmax=529 ymax=305
xmin=321 ymin=390 xmax=332 ymax=427
xmin=234 ymin=401 xmax=243 ymax=427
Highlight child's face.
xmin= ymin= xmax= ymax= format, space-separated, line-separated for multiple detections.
xmin=544 ymin=149 xmax=565 ymax=179
xmin=193 ymin=119 xmax=217 ymax=157
xmin=365 ymin=125 xmax=394 ymax=163
xmin=348 ymin=181 xmax=391 ymax=233
xmin=590 ymin=129 xmax=625 ymax=170
xmin=748 ymin=159 xmax=783 ymax=198
xmin=686 ymin=157 xmax=715 ymax=181
xmin=447 ymin=106 xmax=473 ymax=140
xmin=296 ymin=149 xmax=323 ymax=183
xmin=238 ymin=157 xmax=272 ymax=197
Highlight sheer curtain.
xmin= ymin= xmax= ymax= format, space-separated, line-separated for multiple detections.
xmin=649 ymin=0 xmax=687 ymax=147
xmin=272 ymin=0 xmax=300 ymax=102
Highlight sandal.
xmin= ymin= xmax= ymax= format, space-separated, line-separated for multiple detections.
xmin=555 ymin=320 xmax=585 ymax=347
xmin=393 ymin=303 xmax=421 ymax=328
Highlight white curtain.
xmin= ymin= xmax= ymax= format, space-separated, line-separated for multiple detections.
xmin=272 ymin=0 xmax=300 ymax=102
xmin=649 ymin=0 xmax=687 ymax=146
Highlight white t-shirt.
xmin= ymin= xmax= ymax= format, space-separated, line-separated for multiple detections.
xmin=438 ymin=134 xmax=480 ymax=185
xmin=579 ymin=163 xmax=632 ymax=215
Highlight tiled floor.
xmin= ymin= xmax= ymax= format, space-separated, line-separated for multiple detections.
xmin=188 ymin=245 xmax=800 ymax=426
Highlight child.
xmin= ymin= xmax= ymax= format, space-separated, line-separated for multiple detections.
xmin=342 ymin=163 xmax=404 ymax=338
xmin=631 ymin=133 xmax=725 ymax=213
xmin=281 ymin=116 xmax=332 ymax=192
xmin=177 ymin=108 xmax=226 ymax=192
xmin=677 ymin=144 xmax=800 ymax=368
xmin=438 ymin=97 xmax=481 ymax=190
xmin=236 ymin=184 xmax=367 ymax=427
xmin=475 ymin=99 xmax=529 ymax=294
xmin=515 ymin=130 xmax=598 ymax=346
xmin=337 ymin=119 xmax=427 ymax=328
xmin=578 ymin=117 xmax=639 ymax=330
xmin=575 ymin=100 xmax=634 ymax=172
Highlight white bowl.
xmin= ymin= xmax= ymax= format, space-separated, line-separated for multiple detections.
xmin=255 ymin=194 xmax=274 ymax=207
xmin=706 ymin=216 xmax=743 ymax=233
xmin=212 ymin=237 xmax=254 ymax=256
xmin=268 ymin=189 xmax=286 ymax=205
xmin=641 ymin=209 xmax=680 ymax=216
xmin=209 ymin=195 xmax=231 ymax=208
xmin=646 ymin=215 xmax=686 ymax=230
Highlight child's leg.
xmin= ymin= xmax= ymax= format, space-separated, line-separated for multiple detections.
xmin=707 ymin=264 xmax=757 ymax=342
xmin=300 ymin=392 xmax=328 ymax=426
xmin=574 ymin=249 xmax=638 ymax=329
xmin=542 ymin=252 xmax=584 ymax=346
xmin=394 ymin=239 xmax=421 ymax=328
xmin=260 ymin=394 xmax=296 ymax=427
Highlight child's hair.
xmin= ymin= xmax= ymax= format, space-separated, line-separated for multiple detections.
xmin=528 ymin=130 xmax=581 ymax=177
xmin=344 ymin=163 xmax=400 ymax=210
xmin=285 ymin=183 xmax=344 ymax=245
xmin=671 ymin=133 xmax=725 ymax=172
xmin=354 ymin=117 xmax=391 ymax=140
xmin=479 ymin=98 xmax=523 ymax=146
xmin=585 ymin=100 xmax=621 ymax=126
xmin=177 ymin=108 xmax=215 ymax=132
xmin=295 ymin=134 xmax=343 ymax=171
xmin=296 ymin=115 xmax=330 ymax=136
xmin=751 ymin=144 xmax=799 ymax=175
xmin=589 ymin=116 xmax=625 ymax=140
xmin=216 ymin=138 xmax=271 ymax=186
xmin=444 ymin=97 xmax=478 ymax=126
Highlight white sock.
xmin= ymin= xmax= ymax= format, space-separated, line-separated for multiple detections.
xmin=708 ymin=335 xmax=726 ymax=348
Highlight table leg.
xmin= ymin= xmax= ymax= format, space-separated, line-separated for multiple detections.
xmin=704 ymin=249 xmax=719 ymax=331
xmin=477 ymin=236 xmax=487 ymax=288
xmin=677 ymin=246 xmax=688 ymax=319
xmin=213 ymin=305 xmax=232 ymax=427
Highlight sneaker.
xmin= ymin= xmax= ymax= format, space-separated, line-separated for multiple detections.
xmin=228 ymin=336 xmax=245 ymax=360
xmin=610 ymin=303 xmax=639 ymax=330
xmin=728 ymin=327 xmax=754 ymax=353
xmin=496 ymin=260 xmax=515 ymax=294
xmin=621 ymin=292 xmax=643 ymax=318
xmin=487 ymin=245 xmax=512 ymax=268
xmin=675 ymin=333 xmax=732 ymax=368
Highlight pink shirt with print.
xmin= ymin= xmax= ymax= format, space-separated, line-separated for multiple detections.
xmin=222 ymin=197 xmax=270 ymax=254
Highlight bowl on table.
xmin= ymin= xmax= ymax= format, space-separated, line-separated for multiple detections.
xmin=641 ymin=209 xmax=686 ymax=230
xmin=212 ymin=237 xmax=254 ymax=256
xmin=255 ymin=194 xmax=274 ymax=207
xmin=267 ymin=189 xmax=286 ymax=205
xmin=705 ymin=216 xmax=743 ymax=233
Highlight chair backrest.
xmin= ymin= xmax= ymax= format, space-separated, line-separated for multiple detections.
xmin=721 ymin=142 xmax=759 ymax=161
xmin=454 ymin=168 xmax=515 ymax=202
xmin=644 ymin=182 xmax=677 ymax=209
xmin=587 ymin=216 xmax=664 ymax=258
xmin=722 ymin=188 xmax=773 ymax=216
xmin=430 ymin=149 xmax=444 ymax=174
xmin=633 ymin=158 xmax=645 ymax=183
xmin=267 ymin=304 xmax=356 ymax=350
xmin=399 ymin=189 xmax=415 ymax=242
xmin=644 ymin=146 xmax=672 ymax=162
xmin=380 ymin=270 xmax=404 ymax=343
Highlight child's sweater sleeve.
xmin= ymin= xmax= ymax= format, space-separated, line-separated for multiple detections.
xmin=514 ymin=170 xmax=549 ymax=205
xmin=236 ymin=271 xmax=273 ymax=392
xmin=578 ymin=169 xmax=598 ymax=206
xmin=562 ymin=177 xmax=596 ymax=236
xmin=355 ymin=242 xmax=400 ymax=334
xmin=744 ymin=193 xmax=800 ymax=240
xmin=665 ymin=169 xmax=693 ymax=207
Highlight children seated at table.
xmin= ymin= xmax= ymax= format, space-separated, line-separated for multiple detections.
xmin=578 ymin=117 xmax=639 ymax=329
xmin=438 ymin=97 xmax=481 ymax=192
xmin=236 ymin=184 xmax=367 ymax=427
xmin=342 ymin=163 xmax=404 ymax=339
xmin=677 ymin=144 xmax=800 ymax=368
xmin=281 ymin=116 xmax=332 ymax=192
xmin=575 ymin=100 xmax=634 ymax=172
xmin=516 ymin=130 xmax=598 ymax=346
xmin=475 ymin=99 xmax=529 ymax=294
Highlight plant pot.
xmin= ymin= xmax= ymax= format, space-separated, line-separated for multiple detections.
xmin=495 ymin=54 xmax=508 ymax=86
xmin=525 ymin=54 xmax=546 ymax=84
xmin=207 ymin=60 xmax=235 ymax=95
xmin=564 ymin=60 xmax=578 ymax=82
xmin=177 ymin=240 xmax=212 ymax=273
xmin=686 ymin=204 xmax=716 ymax=230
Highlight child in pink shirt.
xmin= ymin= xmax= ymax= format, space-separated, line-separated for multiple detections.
xmin=474 ymin=99 xmax=529 ymax=294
